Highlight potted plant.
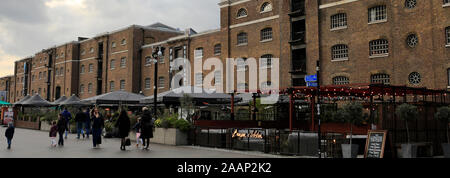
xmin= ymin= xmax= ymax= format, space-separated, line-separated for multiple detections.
xmin=434 ymin=106 xmax=450 ymax=158
xmin=338 ymin=102 xmax=365 ymax=158
xmin=395 ymin=103 xmax=419 ymax=158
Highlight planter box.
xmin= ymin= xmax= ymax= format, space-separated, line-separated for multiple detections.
xmin=40 ymin=122 xmax=52 ymax=131
xmin=151 ymin=128 xmax=188 ymax=146
xmin=15 ymin=120 xmax=40 ymax=130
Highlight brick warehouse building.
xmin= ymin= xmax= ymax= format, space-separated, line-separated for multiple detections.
xmin=1 ymin=0 xmax=450 ymax=103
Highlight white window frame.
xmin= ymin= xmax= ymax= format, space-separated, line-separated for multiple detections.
xmin=332 ymin=44 xmax=349 ymax=61
xmin=260 ymin=2 xmax=273 ymax=13
xmin=121 ymin=39 xmax=127 ymax=46
xmin=369 ymin=39 xmax=389 ymax=58
xmin=159 ymin=77 xmax=165 ymax=89
xmin=261 ymin=54 xmax=273 ymax=68
xmin=237 ymin=8 xmax=248 ymax=18
xmin=89 ymin=64 xmax=94 ymax=73
xmin=368 ymin=5 xmax=387 ymax=24
xmin=237 ymin=33 xmax=248 ymax=46
xmin=88 ymin=83 xmax=93 ymax=93
xmin=145 ymin=78 xmax=151 ymax=89
xmin=120 ymin=80 xmax=125 ymax=91
xmin=214 ymin=44 xmax=221 ymax=56
xmin=80 ymin=84 xmax=85 ymax=94
xmin=260 ymin=28 xmax=273 ymax=42
xmin=446 ymin=27 xmax=450 ymax=46
xmin=120 ymin=57 xmax=126 ymax=68
xmin=214 ymin=71 xmax=222 ymax=85
xmin=371 ymin=74 xmax=390 ymax=85
xmin=333 ymin=76 xmax=350 ymax=85
xmin=110 ymin=81 xmax=115 ymax=92
xmin=331 ymin=13 xmax=348 ymax=30
xmin=110 ymin=59 xmax=116 ymax=70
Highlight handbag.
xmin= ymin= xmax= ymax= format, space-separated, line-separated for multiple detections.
xmin=125 ymin=138 xmax=131 ymax=146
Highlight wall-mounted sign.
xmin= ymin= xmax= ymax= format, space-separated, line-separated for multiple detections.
xmin=364 ymin=130 xmax=387 ymax=158
xmin=232 ymin=129 xmax=264 ymax=139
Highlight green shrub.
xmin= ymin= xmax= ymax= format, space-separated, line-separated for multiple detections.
xmin=174 ymin=119 xmax=191 ymax=132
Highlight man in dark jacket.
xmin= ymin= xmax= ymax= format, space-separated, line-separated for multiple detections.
xmin=57 ymin=114 xmax=67 ymax=146
xmin=84 ymin=108 xmax=91 ymax=139
xmin=5 ymin=122 xmax=15 ymax=149
xmin=140 ymin=107 xmax=153 ymax=150
xmin=61 ymin=108 xmax=72 ymax=139
xmin=75 ymin=108 xmax=87 ymax=139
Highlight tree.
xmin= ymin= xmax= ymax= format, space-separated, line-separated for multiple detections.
xmin=395 ymin=104 xmax=418 ymax=144
xmin=435 ymin=106 xmax=450 ymax=144
xmin=341 ymin=102 xmax=365 ymax=146
xmin=179 ymin=94 xmax=194 ymax=121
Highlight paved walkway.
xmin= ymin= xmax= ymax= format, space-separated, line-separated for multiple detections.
xmin=0 ymin=127 xmax=295 ymax=158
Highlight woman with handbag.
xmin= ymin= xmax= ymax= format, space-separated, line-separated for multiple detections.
xmin=91 ymin=108 xmax=104 ymax=149
xmin=116 ymin=109 xmax=131 ymax=151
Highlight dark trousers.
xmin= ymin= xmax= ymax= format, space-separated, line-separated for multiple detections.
xmin=142 ymin=137 xmax=150 ymax=148
xmin=77 ymin=122 xmax=83 ymax=138
xmin=6 ymin=138 xmax=12 ymax=148
xmin=58 ymin=131 xmax=64 ymax=146
xmin=92 ymin=129 xmax=102 ymax=147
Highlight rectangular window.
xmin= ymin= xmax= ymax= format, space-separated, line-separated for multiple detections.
xmin=261 ymin=28 xmax=273 ymax=41
xmin=448 ymin=69 xmax=450 ymax=86
xmin=120 ymin=57 xmax=126 ymax=68
xmin=333 ymin=76 xmax=350 ymax=85
xmin=368 ymin=5 xmax=387 ymax=23
xmin=120 ymin=80 xmax=125 ymax=91
xmin=332 ymin=45 xmax=349 ymax=60
xmin=89 ymin=64 xmax=94 ymax=73
xmin=445 ymin=0 xmax=450 ymax=5
xmin=214 ymin=71 xmax=222 ymax=85
xmin=237 ymin=33 xmax=248 ymax=45
xmin=145 ymin=78 xmax=151 ymax=89
xmin=370 ymin=39 xmax=389 ymax=57
xmin=110 ymin=81 xmax=115 ymax=92
xmin=446 ymin=27 xmax=450 ymax=45
xmin=88 ymin=83 xmax=93 ymax=93
xmin=371 ymin=74 xmax=390 ymax=85
xmin=145 ymin=57 xmax=152 ymax=66
xmin=110 ymin=60 xmax=115 ymax=69
xmin=195 ymin=48 xmax=203 ymax=58
xmin=331 ymin=13 xmax=347 ymax=29
xmin=159 ymin=77 xmax=165 ymax=88
xmin=195 ymin=73 xmax=203 ymax=86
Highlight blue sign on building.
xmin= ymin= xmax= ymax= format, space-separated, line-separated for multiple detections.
xmin=305 ymin=75 xmax=317 ymax=82
xmin=307 ymin=82 xmax=318 ymax=87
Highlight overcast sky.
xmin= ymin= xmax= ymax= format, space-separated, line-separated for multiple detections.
xmin=0 ymin=0 xmax=220 ymax=77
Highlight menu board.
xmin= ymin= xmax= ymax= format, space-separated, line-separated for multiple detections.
xmin=364 ymin=130 xmax=387 ymax=158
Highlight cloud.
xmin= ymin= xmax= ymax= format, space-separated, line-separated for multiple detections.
xmin=0 ymin=0 xmax=220 ymax=77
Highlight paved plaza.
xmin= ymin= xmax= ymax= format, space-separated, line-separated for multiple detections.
xmin=0 ymin=127 xmax=294 ymax=158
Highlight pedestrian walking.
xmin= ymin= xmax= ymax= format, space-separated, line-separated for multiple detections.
xmin=133 ymin=118 xmax=143 ymax=148
xmin=115 ymin=110 xmax=131 ymax=151
xmin=84 ymin=108 xmax=91 ymax=139
xmin=75 ymin=108 xmax=87 ymax=139
xmin=91 ymin=108 xmax=104 ymax=148
xmin=61 ymin=108 xmax=72 ymax=139
xmin=5 ymin=122 xmax=15 ymax=149
xmin=140 ymin=107 xmax=153 ymax=150
xmin=49 ymin=121 xmax=58 ymax=147
xmin=57 ymin=114 xmax=67 ymax=146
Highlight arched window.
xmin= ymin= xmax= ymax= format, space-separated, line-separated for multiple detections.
xmin=237 ymin=8 xmax=247 ymax=18
xmin=332 ymin=44 xmax=349 ymax=61
xmin=333 ymin=76 xmax=349 ymax=85
xmin=81 ymin=65 xmax=85 ymax=74
xmin=261 ymin=2 xmax=273 ymax=12
xmin=370 ymin=39 xmax=389 ymax=56
xmin=214 ymin=44 xmax=222 ymax=55
xmin=371 ymin=74 xmax=390 ymax=85
xmin=237 ymin=33 xmax=248 ymax=45
xmin=120 ymin=80 xmax=126 ymax=91
xmin=80 ymin=84 xmax=85 ymax=93
xmin=121 ymin=39 xmax=127 ymax=45
xmin=261 ymin=28 xmax=273 ymax=41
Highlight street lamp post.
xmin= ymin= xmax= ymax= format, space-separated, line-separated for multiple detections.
xmin=316 ymin=60 xmax=322 ymax=158
xmin=152 ymin=47 xmax=163 ymax=119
